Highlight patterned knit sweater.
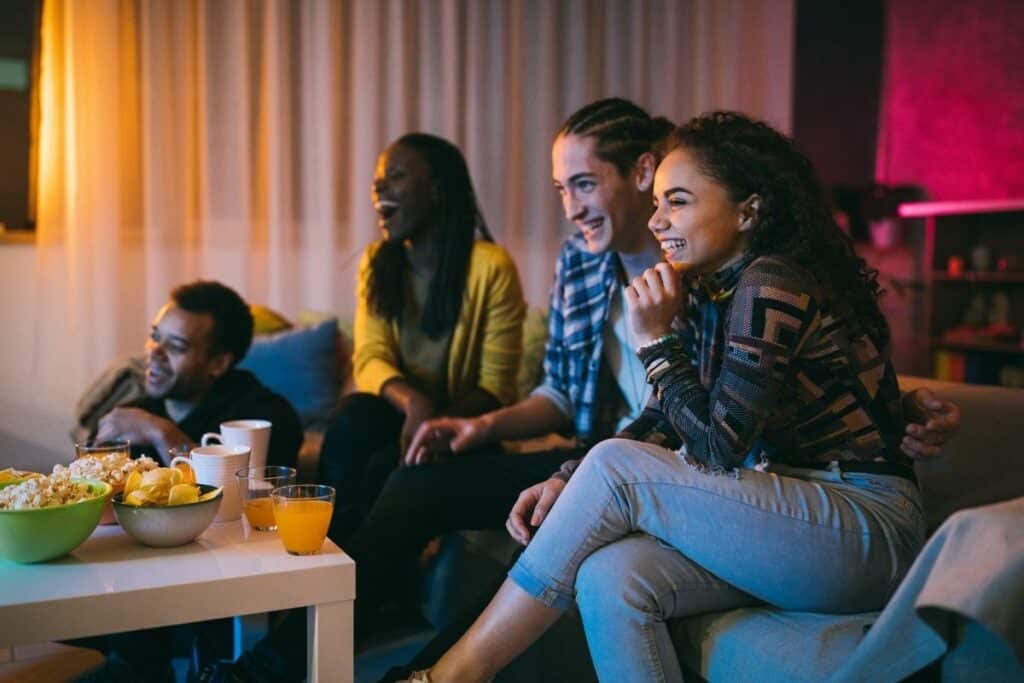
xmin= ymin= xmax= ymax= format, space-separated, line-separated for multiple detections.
xmin=560 ymin=253 xmax=909 ymax=477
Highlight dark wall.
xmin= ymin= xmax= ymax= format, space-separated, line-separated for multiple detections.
xmin=877 ymin=0 xmax=1024 ymax=200
xmin=792 ymin=0 xmax=884 ymax=188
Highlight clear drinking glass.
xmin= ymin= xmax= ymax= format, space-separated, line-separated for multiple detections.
xmin=72 ymin=440 xmax=131 ymax=524
xmin=74 ymin=439 xmax=131 ymax=461
xmin=236 ymin=466 xmax=297 ymax=531
xmin=270 ymin=484 xmax=335 ymax=555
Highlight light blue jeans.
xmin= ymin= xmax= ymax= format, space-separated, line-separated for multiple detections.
xmin=508 ymin=438 xmax=927 ymax=683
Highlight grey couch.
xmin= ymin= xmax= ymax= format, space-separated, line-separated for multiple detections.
xmin=418 ymin=376 xmax=1024 ymax=682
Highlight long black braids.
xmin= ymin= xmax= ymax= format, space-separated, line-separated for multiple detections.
xmin=366 ymin=133 xmax=492 ymax=340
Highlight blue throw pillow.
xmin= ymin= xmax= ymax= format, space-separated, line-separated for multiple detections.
xmin=239 ymin=318 xmax=340 ymax=425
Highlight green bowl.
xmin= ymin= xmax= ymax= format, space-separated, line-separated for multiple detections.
xmin=0 ymin=478 xmax=111 ymax=563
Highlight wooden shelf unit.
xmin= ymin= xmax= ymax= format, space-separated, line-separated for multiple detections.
xmin=900 ymin=199 xmax=1024 ymax=385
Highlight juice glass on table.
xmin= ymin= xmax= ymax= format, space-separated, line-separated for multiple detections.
xmin=73 ymin=439 xmax=131 ymax=524
xmin=235 ymin=466 xmax=296 ymax=531
xmin=271 ymin=484 xmax=335 ymax=555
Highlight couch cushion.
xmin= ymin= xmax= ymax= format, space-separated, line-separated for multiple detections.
xmin=250 ymin=304 xmax=293 ymax=335
xmin=900 ymin=376 xmax=1024 ymax=531
xmin=673 ymin=608 xmax=878 ymax=682
xmin=238 ymin=318 xmax=341 ymax=425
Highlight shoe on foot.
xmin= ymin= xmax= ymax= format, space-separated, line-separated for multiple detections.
xmin=397 ymin=671 xmax=432 ymax=683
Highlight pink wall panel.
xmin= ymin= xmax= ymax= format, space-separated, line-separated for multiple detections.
xmin=876 ymin=0 xmax=1024 ymax=200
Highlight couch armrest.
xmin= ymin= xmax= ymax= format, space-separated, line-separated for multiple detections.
xmin=900 ymin=375 xmax=1024 ymax=531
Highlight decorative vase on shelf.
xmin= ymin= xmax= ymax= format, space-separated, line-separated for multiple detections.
xmin=869 ymin=218 xmax=902 ymax=249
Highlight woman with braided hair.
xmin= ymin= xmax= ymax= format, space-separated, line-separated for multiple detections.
xmin=405 ymin=112 xmax=938 ymax=683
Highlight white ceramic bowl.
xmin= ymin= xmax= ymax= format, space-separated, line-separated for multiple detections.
xmin=112 ymin=484 xmax=223 ymax=548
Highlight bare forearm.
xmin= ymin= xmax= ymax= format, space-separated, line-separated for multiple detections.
xmin=446 ymin=387 xmax=501 ymax=419
xmin=380 ymin=378 xmax=432 ymax=416
xmin=148 ymin=421 xmax=193 ymax=457
xmin=477 ymin=394 xmax=571 ymax=443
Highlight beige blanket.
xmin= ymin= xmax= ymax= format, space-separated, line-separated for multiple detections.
xmin=832 ymin=496 xmax=1024 ymax=681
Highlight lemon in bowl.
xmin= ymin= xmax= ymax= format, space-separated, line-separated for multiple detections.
xmin=0 ymin=477 xmax=111 ymax=563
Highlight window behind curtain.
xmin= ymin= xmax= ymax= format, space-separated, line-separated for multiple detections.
xmin=0 ymin=0 xmax=41 ymax=239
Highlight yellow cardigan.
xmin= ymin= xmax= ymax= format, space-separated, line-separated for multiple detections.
xmin=353 ymin=240 xmax=526 ymax=407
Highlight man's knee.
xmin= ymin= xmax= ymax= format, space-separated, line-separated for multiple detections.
xmin=374 ymin=464 xmax=446 ymax=512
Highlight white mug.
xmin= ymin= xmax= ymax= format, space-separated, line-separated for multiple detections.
xmin=171 ymin=444 xmax=250 ymax=522
xmin=201 ymin=419 xmax=272 ymax=470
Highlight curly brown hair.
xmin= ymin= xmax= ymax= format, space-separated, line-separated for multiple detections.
xmin=671 ymin=111 xmax=890 ymax=349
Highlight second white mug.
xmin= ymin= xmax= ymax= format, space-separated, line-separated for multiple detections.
xmin=201 ymin=419 xmax=272 ymax=470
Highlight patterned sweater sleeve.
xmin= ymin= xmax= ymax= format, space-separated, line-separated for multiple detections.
xmin=640 ymin=259 xmax=821 ymax=470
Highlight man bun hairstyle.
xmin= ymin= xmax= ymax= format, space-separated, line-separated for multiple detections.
xmin=170 ymin=280 xmax=254 ymax=367
xmin=557 ymin=97 xmax=675 ymax=175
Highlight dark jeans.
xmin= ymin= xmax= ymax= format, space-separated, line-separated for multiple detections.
xmin=264 ymin=444 xmax=587 ymax=677
xmin=346 ymin=447 xmax=584 ymax=611
xmin=317 ymin=392 xmax=405 ymax=544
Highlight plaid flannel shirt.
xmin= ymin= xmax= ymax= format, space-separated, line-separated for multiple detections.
xmin=530 ymin=235 xmax=625 ymax=445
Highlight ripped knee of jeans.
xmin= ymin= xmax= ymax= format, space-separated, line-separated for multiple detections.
xmin=680 ymin=453 xmax=741 ymax=479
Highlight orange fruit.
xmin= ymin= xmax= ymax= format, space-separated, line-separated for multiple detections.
xmin=174 ymin=461 xmax=196 ymax=484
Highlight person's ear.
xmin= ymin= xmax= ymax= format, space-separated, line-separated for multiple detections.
xmin=634 ymin=152 xmax=656 ymax=192
xmin=209 ymin=352 xmax=234 ymax=380
xmin=738 ymin=195 xmax=762 ymax=233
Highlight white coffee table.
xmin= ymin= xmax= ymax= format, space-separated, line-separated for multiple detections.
xmin=0 ymin=521 xmax=355 ymax=682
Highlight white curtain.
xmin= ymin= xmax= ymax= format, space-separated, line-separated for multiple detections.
xmin=17 ymin=0 xmax=793 ymax=458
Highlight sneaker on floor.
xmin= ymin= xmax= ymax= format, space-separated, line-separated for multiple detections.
xmin=189 ymin=648 xmax=299 ymax=683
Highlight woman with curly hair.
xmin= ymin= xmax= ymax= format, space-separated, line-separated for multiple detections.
xmin=406 ymin=112 xmax=928 ymax=683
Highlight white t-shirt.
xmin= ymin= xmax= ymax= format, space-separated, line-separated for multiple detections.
xmin=605 ymin=285 xmax=653 ymax=432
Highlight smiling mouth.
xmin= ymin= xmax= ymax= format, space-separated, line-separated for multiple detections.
xmin=580 ymin=218 xmax=603 ymax=237
xmin=660 ymin=238 xmax=687 ymax=255
xmin=146 ymin=366 xmax=170 ymax=384
xmin=374 ymin=200 xmax=399 ymax=220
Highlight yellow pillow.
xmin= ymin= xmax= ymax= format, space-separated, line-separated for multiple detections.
xmin=250 ymin=304 xmax=293 ymax=335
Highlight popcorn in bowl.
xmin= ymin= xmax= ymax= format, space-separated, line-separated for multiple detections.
xmin=52 ymin=453 xmax=160 ymax=490
xmin=0 ymin=468 xmax=43 ymax=485
xmin=0 ymin=475 xmax=97 ymax=510
xmin=51 ymin=453 xmax=160 ymax=524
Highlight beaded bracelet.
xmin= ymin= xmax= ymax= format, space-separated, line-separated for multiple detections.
xmin=644 ymin=357 xmax=673 ymax=384
xmin=635 ymin=333 xmax=677 ymax=356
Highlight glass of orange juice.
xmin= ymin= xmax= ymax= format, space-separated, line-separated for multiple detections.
xmin=236 ymin=466 xmax=296 ymax=531
xmin=271 ymin=484 xmax=335 ymax=555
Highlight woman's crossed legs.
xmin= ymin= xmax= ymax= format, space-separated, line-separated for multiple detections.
xmin=430 ymin=438 xmax=923 ymax=682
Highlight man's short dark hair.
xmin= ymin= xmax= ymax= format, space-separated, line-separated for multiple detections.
xmin=170 ymin=280 xmax=254 ymax=367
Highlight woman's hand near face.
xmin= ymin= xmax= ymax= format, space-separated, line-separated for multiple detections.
xmin=625 ymin=262 xmax=686 ymax=347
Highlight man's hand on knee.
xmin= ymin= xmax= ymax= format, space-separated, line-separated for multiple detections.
xmin=507 ymin=478 xmax=566 ymax=545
